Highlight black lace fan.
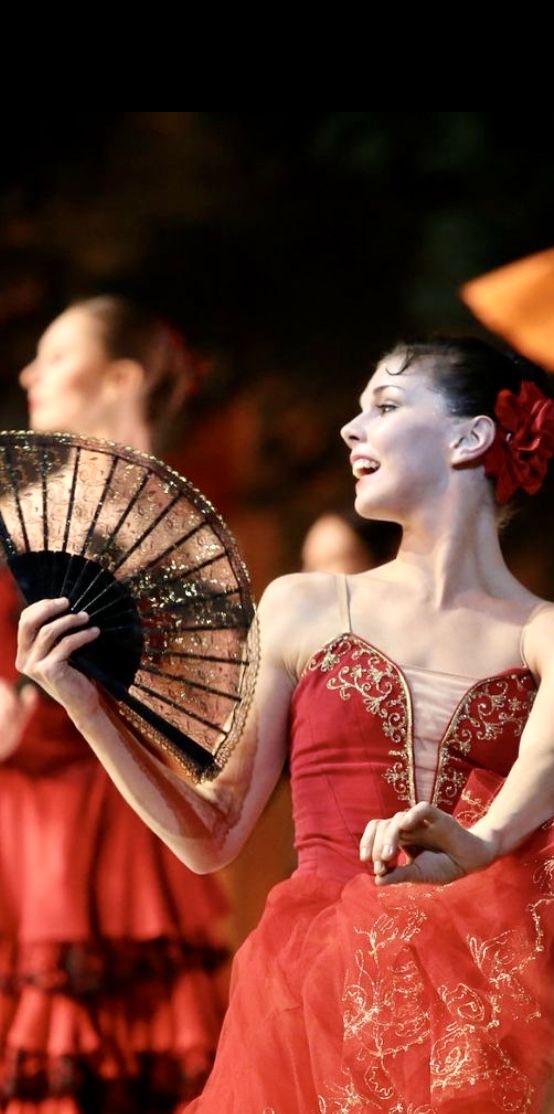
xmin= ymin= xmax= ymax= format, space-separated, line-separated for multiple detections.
xmin=0 ymin=432 xmax=257 ymax=779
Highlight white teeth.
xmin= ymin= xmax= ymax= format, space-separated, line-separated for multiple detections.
xmin=352 ymin=458 xmax=380 ymax=478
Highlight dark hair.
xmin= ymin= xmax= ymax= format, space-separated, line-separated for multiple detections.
xmin=73 ymin=295 xmax=199 ymax=435
xmin=384 ymin=336 xmax=552 ymax=420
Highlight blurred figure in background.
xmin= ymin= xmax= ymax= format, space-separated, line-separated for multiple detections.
xmin=0 ymin=296 xmax=230 ymax=1114
xmin=301 ymin=508 xmax=400 ymax=573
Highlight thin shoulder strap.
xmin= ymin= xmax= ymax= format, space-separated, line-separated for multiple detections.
xmin=336 ymin=574 xmax=352 ymax=633
xmin=520 ymin=600 xmax=554 ymax=668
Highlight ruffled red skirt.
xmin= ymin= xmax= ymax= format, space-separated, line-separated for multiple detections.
xmin=0 ymin=755 xmax=229 ymax=1114
xmin=187 ymin=773 xmax=554 ymax=1113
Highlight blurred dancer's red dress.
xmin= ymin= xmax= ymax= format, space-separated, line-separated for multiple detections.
xmin=0 ymin=572 xmax=229 ymax=1114
xmin=188 ymin=591 xmax=554 ymax=1112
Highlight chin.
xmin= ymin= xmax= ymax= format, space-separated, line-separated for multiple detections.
xmin=354 ymin=496 xmax=399 ymax=525
xmin=36 ymin=418 xmax=84 ymax=437
xmin=28 ymin=419 xmax=52 ymax=433
xmin=354 ymin=492 xmax=383 ymax=518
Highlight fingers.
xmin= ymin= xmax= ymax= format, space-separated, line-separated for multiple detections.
xmin=375 ymin=849 xmax=465 ymax=888
xmin=360 ymin=803 xmax=437 ymax=875
xmin=17 ymin=598 xmax=70 ymax=652
xmin=45 ymin=624 xmax=100 ymax=665
xmin=360 ymin=804 xmax=481 ymax=885
xmin=360 ymin=813 xmax=405 ymax=876
xmin=360 ymin=818 xmax=391 ymax=873
xmin=397 ymin=802 xmax=437 ymax=835
xmin=374 ymin=859 xmax=425 ymax=886
xmin=17 ymin=602 xmax=95 ymax=673
xmin=398 ymin=806 xmax=465 ymax=858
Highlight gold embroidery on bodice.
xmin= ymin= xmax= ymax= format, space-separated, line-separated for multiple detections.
xmin=308 ymin=635 xmax=536 ymax=810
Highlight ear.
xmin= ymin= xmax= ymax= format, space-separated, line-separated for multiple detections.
xmin=103 ymin=359 xmax=146 ymax=401
xmin=448 ymin=414 xmax=496 ymax=466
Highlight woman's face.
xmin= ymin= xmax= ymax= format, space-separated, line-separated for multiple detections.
xmin=341 ymin=353 xmax=459 ymax=522
xmin=19 ymin=307 xmax=122 ymax=437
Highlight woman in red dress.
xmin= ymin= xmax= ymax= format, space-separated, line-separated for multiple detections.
xmin=0 ymin=297 xmax=229 ymax=1113
xmin=15 ymin=337 xmax=554 ymax=1112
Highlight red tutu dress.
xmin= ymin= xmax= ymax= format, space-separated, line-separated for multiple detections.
xmin=0 ymin=572 xmax=230 ymax=1114
xmin=187 ymin=605 xmax=554 ymax=1112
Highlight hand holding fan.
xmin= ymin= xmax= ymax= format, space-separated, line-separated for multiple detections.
xmin=0 ymin=432 xmax=257 ymax=779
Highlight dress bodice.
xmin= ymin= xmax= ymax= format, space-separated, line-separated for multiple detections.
xmin=289 ymin=633 xmax=536 ymax=882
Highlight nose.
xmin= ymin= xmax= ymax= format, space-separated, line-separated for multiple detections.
xmin=19 ymin=359 xmax=36 ymax=391
xmin=340 ymin=413 xmax=364 ymax=449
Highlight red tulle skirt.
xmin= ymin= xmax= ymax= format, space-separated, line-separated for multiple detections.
xmin=187 ymin=773 xmax=554 ymax=1113
xmin=0 ymin=570 xmax=230 ymax=1112
xmin=0 ymin=755 xmax=230 ymax=1114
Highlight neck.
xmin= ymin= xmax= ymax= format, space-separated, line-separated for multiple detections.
xmin=91 ymin=418 xmax=152 ymax=455
xmin=383 ymin=477 xmax=521 ymax=607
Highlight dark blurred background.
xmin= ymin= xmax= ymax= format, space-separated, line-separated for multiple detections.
xmin=1 ymin=111 xmax=553 ymax=595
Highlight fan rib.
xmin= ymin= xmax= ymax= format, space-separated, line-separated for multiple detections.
xmin=111 ymin=492 xmax=182 ymax=572
xmin=68 ymin=456 xmax=121 ymax=605
xmin=72 ymin=566 xmax=128 ymax=615
xmin=138 ymin=588 xmax=241 ymax=620
xmin=96 ymin=470 xmax=151 ymax=560
xmin=118 ymin=517 xmax=206 ymax=579
xmin=141 ymin=620 xmax=250 ymax=633
xmin=131 ymin=681 xmax=230 ymax=736
xmin=87 ymin=599 xmax=137 ymax=622
xmin=62 ymin=446 xmax=81 ymax=552
xmin=71 ymin=568 xmax=115 ymax=615
xmin=70 ymin=468 xmax=152 ymax=613
xmin=40 ymin=446 xmax=49 ymax=553
xmin=125 ymin=547 xmax=223 ymax=592
xmin=4 ymin=446 xmax=30 ymax=552
xmin=59 ymin=447 xmax=82 ymax=599
xmin=121 ymin=700 xmax=216 ymax=770
xmin=139 ymin=664 xmax=241 ymax=702
xmin=144 ymin=649 xmax=248 ymax=667
xmin=79 ymin=455 xmax=119 ymax=559
xmin=0 ymin=512 xmax=17 ymax=560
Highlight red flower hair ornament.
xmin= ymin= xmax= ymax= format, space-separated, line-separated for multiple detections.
xmin=483 ymin=380 xmax=554 ymax=503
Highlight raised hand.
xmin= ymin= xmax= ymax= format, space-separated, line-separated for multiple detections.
xmin=359 ymin=802 xmax=498 ymax=886
xmin=16 ymin=599 xmax=101 ymax=722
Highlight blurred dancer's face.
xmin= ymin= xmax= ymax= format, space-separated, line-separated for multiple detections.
xmin=301 ymin=515 xmax=374 ymax=574
xmin=20 ymin=308 xmax=124 ymax=438
xmin=340 ymin=354 xmax=458 ymax=522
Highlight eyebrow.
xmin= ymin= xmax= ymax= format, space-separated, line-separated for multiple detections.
xmin=358 ymin=382 xmax=406 ymax=406
xmin=374 ymin=383 xmax=405 ymax=396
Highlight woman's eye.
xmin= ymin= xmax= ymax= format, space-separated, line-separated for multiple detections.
xmin=377 ymin=403 xmax=397 ymax=414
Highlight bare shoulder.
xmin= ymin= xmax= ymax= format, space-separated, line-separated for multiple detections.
xmin=257 ymin=572 xmax=342 ymax=679
xmin=522 ymin=601 xmax=554 ymax=680
xmin=260 ymin=571 xmax=338 ymax=612
xmin=258 ymin=572 xmax=338 ymax=637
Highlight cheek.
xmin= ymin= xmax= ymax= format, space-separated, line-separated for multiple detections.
xmin=381 ymin=424 xmax=446 ymax=477
xmin=54 ymin=365 xmax=102 ymax=406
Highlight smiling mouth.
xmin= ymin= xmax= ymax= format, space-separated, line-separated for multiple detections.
xmin=352 ymin=458 xmax=380 ymax=479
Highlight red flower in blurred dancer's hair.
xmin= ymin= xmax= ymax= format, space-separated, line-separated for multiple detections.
xmin=483 ymin=380 xmax=554 ymax=503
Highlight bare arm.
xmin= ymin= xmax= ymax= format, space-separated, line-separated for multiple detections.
xmin=360 ymin=606 xmax=554 ymax=885
xmin=16 ymin=577 xmax=301 ymax=872
xmin=469 ymin=607 xmax=554 ymax=852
